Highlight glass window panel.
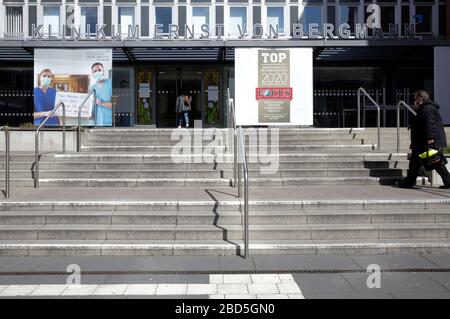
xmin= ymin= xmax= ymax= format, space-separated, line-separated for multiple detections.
xmin=380 ymin=6 xmax=395 ymax=31
xmin=327 ymin=6 xmax=336 ymax=25
xmin=81 ymin=7 xmax=98 ymax=35
xmin=439 ymin=5 xmax=445 ymax=36
xmin=119 ymin=7 xmax=135 ymax=35
xmin=43 ymin=6 xmax=60 ymax=35
xmin=415 ymin=6 xmax=432 ymax=33
xmin=401 ymin=5 xmax=410 ymax=27
xmin=155 ymin=7 xmax=172 ymax=34
xmin=229 ymin=7 xmax=247 ymax=36
xmin=5 ymin=7 xmax=23 ymax=35
xmin=303 ymin=6 xmax=322 ymax=33
xmin=339 ymin=6 xmax=358 ymax=33
xmin=267 ymin=7 xmax=284 ymax=33
xmin=192 ymin=7 xmax=209 ymax=35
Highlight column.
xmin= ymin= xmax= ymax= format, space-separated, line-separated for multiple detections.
xmin=434 ymin=47 xmax=450 ymax=124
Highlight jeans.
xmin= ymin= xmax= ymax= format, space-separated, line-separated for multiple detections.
xmin=404 ymin=152 xmax=450 ymax=186
xmin=179 ymin=111 xmax=189 ymax=127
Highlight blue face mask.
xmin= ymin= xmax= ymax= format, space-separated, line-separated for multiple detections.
xmin=40 ymin=76 xmax=51 ymax=87
xmin=94 ymin=71 xmax=103 ymax=82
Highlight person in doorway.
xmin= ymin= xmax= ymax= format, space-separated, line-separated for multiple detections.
xmin=399 ymin=90 xmax=450 ymax=189
xmin=34 ymin=68 xmax=58 ymax=126
xmin=176 ymin=92 xmax=192 ymax=128
xmin=90 ymin=62 xmax=113 ymax=126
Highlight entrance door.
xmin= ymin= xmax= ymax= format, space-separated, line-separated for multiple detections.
xmin=155 ymin=67 xmax=202 ymax=128
xmin=178 ymin=70 xmax=202 ymax=127
xmin=156 ymin=70 xmax=177 ymax=127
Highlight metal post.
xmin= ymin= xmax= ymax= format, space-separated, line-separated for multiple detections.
xmin=62 ymin=103 xmax=66 ymax=154
xmin=112 ymin=95 xmax=118 ymax=127
xmin=94 ymin=90 xmax=98 ymax=129
xmin=234 ymin=130 xmax=238 ymax=189
xmin=397 ymin=102 xmax=400 ymax=153
xmin=34 ymin=131 xmax=39 ymax=188
xmin=244 ymin=167 xmax=249 ymax=259
xmin=238 ymin=144 xmax=242 ymax=198
xmin=377 ymin=107 xmax=381 ymax=151
xmin=5 ymin=128 xmax=10 ymax=198
xmin=357 ymin=90 xmax=361 ymax=128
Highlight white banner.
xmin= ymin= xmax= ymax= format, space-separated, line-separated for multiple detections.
xmin=235 ymin=48 xmax=313 ymax=126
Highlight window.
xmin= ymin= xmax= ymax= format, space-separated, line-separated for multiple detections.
xmin=340 ymin=6 xmax=358 ymax=33
xmin=81 ymin=7 xmax=98 ymax=36
xmin=303 ymin=6 xmax=322 ymax=33
xmin=229 ymin=7 xmax=247 ymax=36
xmin=43 ymin=6 xmax=60 ymax=36
xmin=439 ymin=5 xmax=446 ymax=36
xmin=119 ymin=7 xmax=135 ymax=35
xmin=415 ymin=6 xmax=432 ymax=33
xmin=380 ymin=6 xmax=396 ymax=31
xmin=155 ymin=7 xmax=172 ymax=34
xmin=327 ymin=6 xmax=336 ymax=25
xmin=267 ymin=7 xmax=284 ymax=33
xmin=5 ymin=7 xmax=23 ymax=36
xmin=192 ymin=7 xmax=209 ymax=36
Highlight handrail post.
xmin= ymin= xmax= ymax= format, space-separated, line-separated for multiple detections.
xmin=62 ymin=103 xmax=66 ymax=154
xmin=77 ymin=107 xmax=81 ymax=152
xmin=112 ymin=95 xmax=118 ymax=128
xmin=397 ymin=102 xmax=400 ymax=153
xmin=357 ymin=89 xmax=361 ymax=128
xmin=377 ymin=105 xmax=380 ymax=151
xmin=35 ymin=130 xmax=39 ymax=188
xmin=5 ymin=127 xmax=10 ymax=198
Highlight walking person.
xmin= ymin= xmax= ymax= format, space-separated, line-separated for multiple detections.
xmin=176 ymin=92 xmax=192 ymax=128
xmin=399 ymin=90 xmax=450 ymax=189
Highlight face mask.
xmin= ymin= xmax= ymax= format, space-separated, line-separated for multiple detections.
xmin=94 ymin=71 xmax=103 ymax=82
xmin=40 ymin=76 xmax=51 ymax=87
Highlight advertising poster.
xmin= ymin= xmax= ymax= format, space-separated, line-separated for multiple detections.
xmin=34 ymin=49 xmax=113 ymax=126
xmin=235 ymin=48 xmax=313 ymax=126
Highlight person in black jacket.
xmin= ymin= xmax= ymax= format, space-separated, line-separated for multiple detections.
xmin=400 ymin=90 xmax=450 ymax=189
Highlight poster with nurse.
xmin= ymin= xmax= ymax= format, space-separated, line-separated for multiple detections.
xmin=34 ymin=49 xmax=113 ymax=126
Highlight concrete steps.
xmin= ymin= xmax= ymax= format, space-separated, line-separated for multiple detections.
xmin=0 ymin=199 xmax=449 ymax=256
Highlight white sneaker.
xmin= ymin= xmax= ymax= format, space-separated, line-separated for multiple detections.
xmin=177 ymin=125 xmax=181 ymax=128
xmin=186 ymin=124 xmax=189 ymax=128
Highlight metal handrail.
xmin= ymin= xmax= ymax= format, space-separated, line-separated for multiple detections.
xmin=77 ymin=90 xmax=96 ymax=152
xmin=357 ymin=87 xmax=381 ymax=151
xmin=0 ymin=126 xmax=10 ymax=198
xmin=396 ymin=100 xmax=417 ymax=152
xmin=35 ymin=101 xmax=66 ymax=188
xmin=237 ymin=126 xmax=249 ymax=259
xmin=227 ymin=88 xmax=249 ymax=258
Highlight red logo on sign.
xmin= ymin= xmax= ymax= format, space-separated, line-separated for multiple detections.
xmin=256 ymin=88 xmax=293 ymax=101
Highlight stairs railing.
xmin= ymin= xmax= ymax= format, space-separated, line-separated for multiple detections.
xmin=227 ymin=88 xmax=250 ymax=259
xmin=357 ymin=87 xmax=381 ymax=151
xmin=0 ymin=126 xmax=10 ymax=198
xmin=396 ymin=100 xmax=417 ymax=152
xmin=77 ymin=90 xmax=96 ymax=152
xmin=35 ymin=101 xmax=66 ymax=188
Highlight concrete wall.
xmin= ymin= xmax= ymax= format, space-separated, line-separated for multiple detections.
xmin=434 ymin=47 xmax=450 ymax=125
xmin=0 ymin=131 xmax=78 ymax=152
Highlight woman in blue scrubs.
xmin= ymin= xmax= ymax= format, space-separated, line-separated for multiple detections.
xmin=34 ymin=69 xmax=58 ymax=126
xmin=90 ymin=62 xmax=113 ymax=126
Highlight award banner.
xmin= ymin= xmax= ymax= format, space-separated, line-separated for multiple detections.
xmin=257 ymin=49 xmax=291 ymax=123
xmin=235 ymin=48 xmax=313 ymax=126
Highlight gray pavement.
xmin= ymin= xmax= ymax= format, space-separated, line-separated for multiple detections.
xmin=0 ymin=254 xmax=449 ymax=298
xmin=2 ymin=185 xmax=450 ymax=202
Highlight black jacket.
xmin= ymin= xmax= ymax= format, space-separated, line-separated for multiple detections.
xmin=410 ymin=100 xmax=447 ymax=153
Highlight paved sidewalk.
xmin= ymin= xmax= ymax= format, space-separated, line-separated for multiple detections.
xmin=0 ymin=254 xmax=449 ymax=298
xmin=2 ymin=185 xmax=450 ymax=202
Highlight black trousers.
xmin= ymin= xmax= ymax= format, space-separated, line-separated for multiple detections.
xmin=404 ymin=152 xmax=450 ymax=186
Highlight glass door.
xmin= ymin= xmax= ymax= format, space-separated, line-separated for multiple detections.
xmin=136 ymin=69 xmax=153 ymax=125
xmin=156 ymin=69 xmax=177 ymax=127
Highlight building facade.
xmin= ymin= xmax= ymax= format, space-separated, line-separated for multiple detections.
xmin=0 ymin=0 xmax=449 ymax=127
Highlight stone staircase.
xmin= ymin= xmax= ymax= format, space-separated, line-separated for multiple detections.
xmin=0 ymin=127 xmax=449 ymax=256
xmin=1 ymin=128 xmax=411 ymax=187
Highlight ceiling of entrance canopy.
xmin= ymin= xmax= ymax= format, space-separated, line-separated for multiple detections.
xmin=0 ymin=46 xmax=434 ymax=63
